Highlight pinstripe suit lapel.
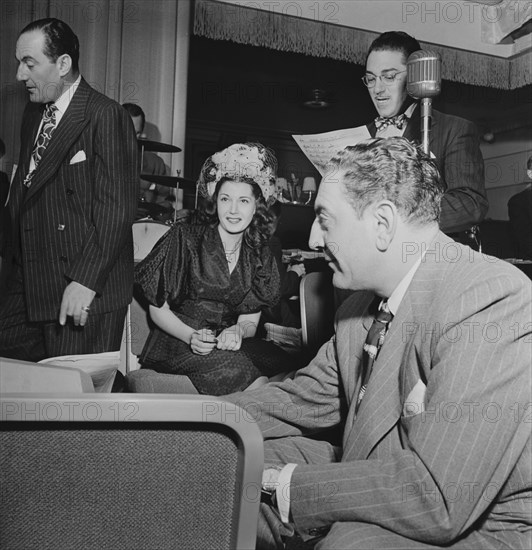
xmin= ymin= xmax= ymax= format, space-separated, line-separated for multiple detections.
xmin=403 ymin=106 xmax=420 ymax=143
xmin=25 ymin=80 xmax=90 ymax=202
xmin=336 ymin=293 xmax=377 ymax=445
xmin=337 ymin=295 xmax=373 ymax=398
xmin=8 ymin=106 xmax=42 ymax=226
xmin=343 ymin=299 xmax=410 ymax=459
xmin=342 ymin=233 xmax=450 ymax=460
xmin=22 ymin=107 xmax=43 ymax=175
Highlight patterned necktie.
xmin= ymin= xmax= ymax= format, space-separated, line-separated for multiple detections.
xmin=24 ymin=103 xmax=58 ymax=187
xmin=355 ymin=301 xmax=394 ymax=413
xmin=374 ymin=113 xmax=407 ymax=131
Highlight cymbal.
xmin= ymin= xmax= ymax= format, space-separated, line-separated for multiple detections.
xmin=137 ymin=138 xmax=181 ymax=153
xmin=140 ymin=174 xmax=197 ymax=188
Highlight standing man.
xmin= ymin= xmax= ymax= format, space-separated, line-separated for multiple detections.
xmin=364 ymin=31 xmax=488 ymax=248
xmin=224 ymin=138 xmax=531 ymax=549
xmin=0 ymin=18 xmax=138 ymax=361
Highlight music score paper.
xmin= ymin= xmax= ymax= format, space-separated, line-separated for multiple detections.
xmin=292 ymin=126 xmax=371 ymax=176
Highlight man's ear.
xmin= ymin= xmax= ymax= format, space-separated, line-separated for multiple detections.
xmin=373 ymin=201 xmax=397 ymax=251
xmin=56 ymin=54 xmax=72 ymax=77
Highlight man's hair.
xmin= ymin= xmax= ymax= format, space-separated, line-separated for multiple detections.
xmin=122 ymin=103 xmax=145 ymax=132
xmin=20 ymin=18 xmax=79 ymax=73
xmin=366 ymin=31 xmax=421 ymax=65
xmin=0 ymin=138 xmax=5 ymax=159
xmin=327 ymin=137 xmax=444 ymax=225
xmin=527 ymin=155 xmax=532 ymax=171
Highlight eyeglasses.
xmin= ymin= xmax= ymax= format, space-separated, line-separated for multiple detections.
xmin=361 ymin=71 xmax=406 ymax=88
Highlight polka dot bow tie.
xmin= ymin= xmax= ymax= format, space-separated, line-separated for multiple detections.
xmin=374 ymin=113 xmax=407 ymax=131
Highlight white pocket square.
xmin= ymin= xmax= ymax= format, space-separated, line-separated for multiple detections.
xmin=403 ymin=379 xmax=427 ymax=417
xmin=69 ymin=150 xmax=86 ymax=164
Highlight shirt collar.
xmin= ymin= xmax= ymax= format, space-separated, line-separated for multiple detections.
xmin=53 ymin=75 xmax=81 ymax=118
xmin=384 ymin=257 xmax=421 ymax=316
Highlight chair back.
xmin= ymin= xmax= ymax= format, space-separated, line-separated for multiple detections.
xmin=132 ymin=220 xmax=170 ymax=262
xmin=126 ymin=220 xmax=170 ymax=371
xmin=0 ymin=394 xmax=263 ymax=550
xmin=300 ymin=270 xmax=335 ymax=355
xmin=128 ymin=296 xmax=152 ymax=359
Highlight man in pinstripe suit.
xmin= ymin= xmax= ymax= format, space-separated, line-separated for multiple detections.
xmin=363 ymin=31 xmax=487 ymax=250
xmin=0 ymin=19 xmax=138 ymax=361
xmin=225 ymin=138 xmax=531 ymax=549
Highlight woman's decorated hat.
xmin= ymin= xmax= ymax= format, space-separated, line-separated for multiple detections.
xmin=197 ymin=142 xmax=277 ymax=204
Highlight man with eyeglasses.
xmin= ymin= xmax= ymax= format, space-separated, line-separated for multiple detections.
xmin=363 ymin=31 xmax=487 ymax=250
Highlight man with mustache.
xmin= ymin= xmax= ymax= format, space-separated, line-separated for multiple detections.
xmin=364 ymin=31 xmax=487 ymax=250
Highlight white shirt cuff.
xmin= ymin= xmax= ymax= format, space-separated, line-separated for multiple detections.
xmin=276 ymin=463 xmax=297 ymax=523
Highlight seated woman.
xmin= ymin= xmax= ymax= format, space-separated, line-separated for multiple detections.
xmin=134 ymin=143 xmax=296 ymax=395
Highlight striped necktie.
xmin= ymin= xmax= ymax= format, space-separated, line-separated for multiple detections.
xmin=355 ymin=301 xmax=393 ymax=413
xmin=24 ymin=103 xmax=58 ymax=187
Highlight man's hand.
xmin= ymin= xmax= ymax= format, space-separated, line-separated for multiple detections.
xmin=59 ymin=281 xmax=97 ymax=326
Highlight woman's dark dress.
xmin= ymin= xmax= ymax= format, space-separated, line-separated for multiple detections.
xmin=134 ymin=223 xmax=294 ymax=394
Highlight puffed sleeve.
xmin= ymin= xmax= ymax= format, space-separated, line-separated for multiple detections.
xmin=240 ymin=245 xmax=281 ymax=313
xmin=134 ymin=224 xmax=189 ymax=307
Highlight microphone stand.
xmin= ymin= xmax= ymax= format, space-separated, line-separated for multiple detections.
xmin=420 ymin=97 xmax=432 ymax=155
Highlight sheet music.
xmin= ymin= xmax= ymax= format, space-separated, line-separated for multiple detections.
xmin=292 ymin=126 xmax=372 ymax=175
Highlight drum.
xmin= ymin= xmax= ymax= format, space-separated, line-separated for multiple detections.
xmin=132 ymin=220 xmax=170 ymax=263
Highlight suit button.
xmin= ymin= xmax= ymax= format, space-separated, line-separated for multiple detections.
xmin=57 ymin=224 xmax=65 ymax=231
xmin=66 ymin=188 xmax=74 ymax=195
xmin=60 ymin=255 xmax=68 ymax=262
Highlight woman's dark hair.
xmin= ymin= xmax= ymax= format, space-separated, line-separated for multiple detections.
xmin=198 ymin=176 xmax=274 ymax=249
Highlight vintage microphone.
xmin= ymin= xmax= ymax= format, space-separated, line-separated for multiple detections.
xmin=406 ymin=50 xmax=442 ymax=154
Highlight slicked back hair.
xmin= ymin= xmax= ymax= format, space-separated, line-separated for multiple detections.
xmin=20 ymin=18 xmax=80 ymax=73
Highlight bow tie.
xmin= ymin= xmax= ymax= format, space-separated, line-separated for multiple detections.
xmin=374 ymin=114 xmax=407 ymax=131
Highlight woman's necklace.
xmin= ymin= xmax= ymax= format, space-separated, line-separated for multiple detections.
xmin=223 ymin=238 xmax=243 ymax=265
